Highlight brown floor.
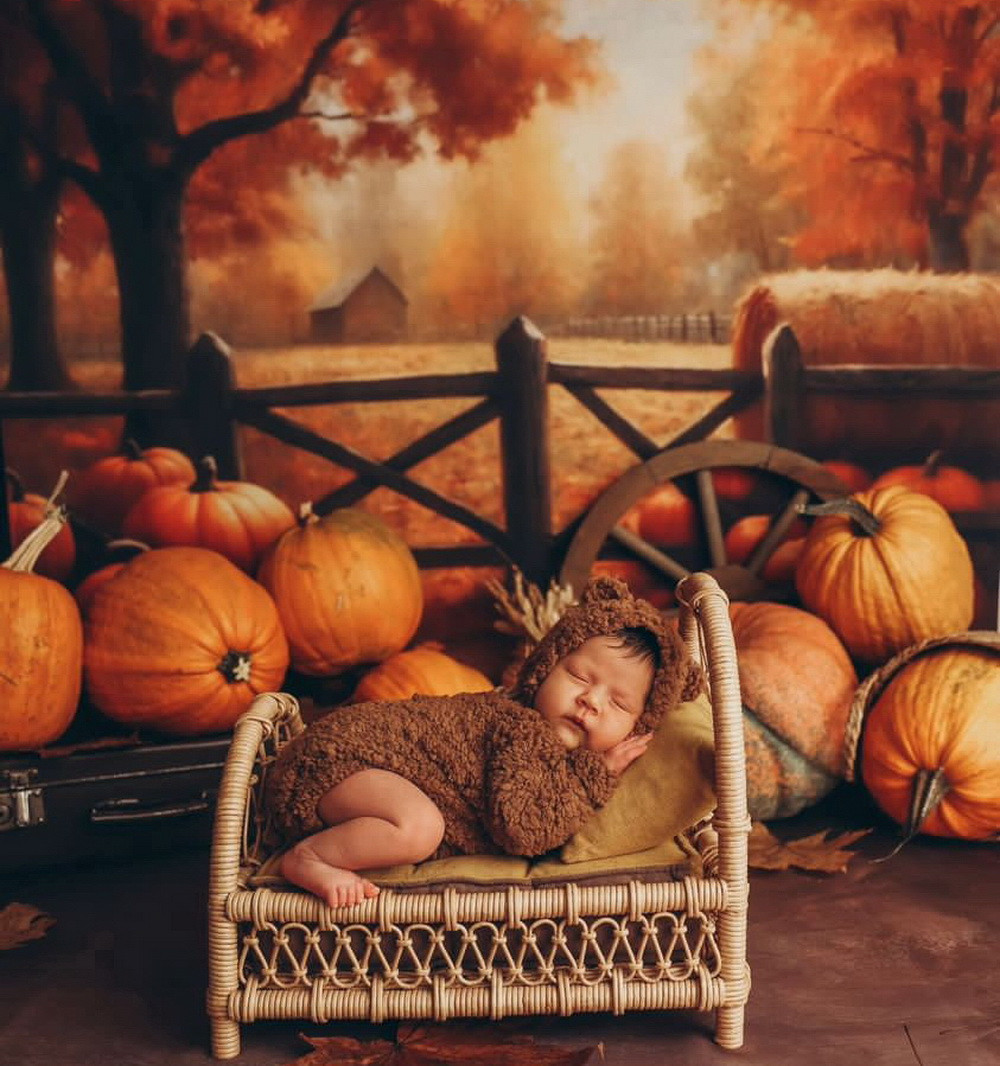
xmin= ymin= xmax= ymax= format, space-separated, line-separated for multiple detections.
xmin=2 ymin=786 xmax=999 ymax=1066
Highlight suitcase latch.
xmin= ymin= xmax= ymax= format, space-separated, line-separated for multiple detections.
xmin=0 ymin=770 xmax=45 ymax=831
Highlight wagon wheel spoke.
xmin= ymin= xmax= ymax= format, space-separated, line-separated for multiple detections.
xmin=743 ymin=488 xmax=810 ymax=577
xmin=610 ymin=525 xmax=690 ymax=583
xmin=695 ymin=469 xmax=726 ymax=568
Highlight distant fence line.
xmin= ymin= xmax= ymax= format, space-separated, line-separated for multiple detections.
xmin=555 ymin=312 xmax=732 ymax=344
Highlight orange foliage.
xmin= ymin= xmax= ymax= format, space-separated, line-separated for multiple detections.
xmin=725 ymin=1 xmax=1000 ymax=268
xmin=422 ymin=112 xmax=586 ymax=333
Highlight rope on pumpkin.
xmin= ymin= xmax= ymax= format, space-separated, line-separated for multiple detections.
xmin=485 ymin=567 xmax=576 ymax=645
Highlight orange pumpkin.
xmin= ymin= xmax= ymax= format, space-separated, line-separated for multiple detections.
xmin=68 ymin=438 xmax=196 ymax=536
xmin=854 ymin=634 xmax=1000 ymax=840
xmin=723 ymin=514 xmax=806 ymax=583
xmin=6 ymin=469 xmax=76 ymax=583
xmin=634 ymin=483 xmax=698 ymax=548
xmin=84 ymin=546 xmax=289 ymax=736
xmin=711 ymin=466 xmax=758 ymax=503
xmin=821 ymin=460 xmax=873 ymax=494
xmin=73 ymin=540 xmax=148 ymax=618
xmin=353 ymin=644 xmax=494 ymax=703
xmin=730 ymin=602 xmax=857 ymax=819
xmin=0 ymin=495 xmax=82 ymax=750
xmin=122 ymin=456 xmax=295 ymax=572
xmin=257 ymin=506 xmax=423 ymax=676
xmin=870 ymin=450 xmax=984 ymax=512
xmin=796 ymin=487 xmax=975 ymax=664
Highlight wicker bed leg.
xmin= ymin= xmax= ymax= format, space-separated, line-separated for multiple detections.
xmin=714 ymin=1003 xmax=745 ymax=1050
xmin=211 ymin=1017 xmax=242 ymax=1060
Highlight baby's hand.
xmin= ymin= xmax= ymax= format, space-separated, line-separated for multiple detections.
xmin=602 ymin=732 xmax=652 ymax=775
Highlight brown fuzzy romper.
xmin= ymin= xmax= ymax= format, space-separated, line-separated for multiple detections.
xmin=265 ymin=577 xmax=703 ymax=858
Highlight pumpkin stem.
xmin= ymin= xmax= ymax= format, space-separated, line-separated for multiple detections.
xmin=123 ymin=438 xmax=143 ymax=460
xmin=799 ymin=497 xmax=882 ymax=537
xmin=3 ymin=470 xmax=70 ymax=573
xmin=922 ymin=450 xmax=944 ymax=478
xmin=872 ymin=767 xmax=951 ymax=863
xmin=192 ymin=455 xmax=219 ymax=493
xmin=906 ymin=767 xmax=950 ymax=838
xmin=217 ymin=650 xmax=253 ymax=684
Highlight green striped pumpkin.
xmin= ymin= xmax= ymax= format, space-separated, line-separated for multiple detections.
xmin=730 ymin=602 xmax=857 ymax=820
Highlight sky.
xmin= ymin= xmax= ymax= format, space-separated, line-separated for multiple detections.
xmin=556 ymin=0 xmax=715 ymax=196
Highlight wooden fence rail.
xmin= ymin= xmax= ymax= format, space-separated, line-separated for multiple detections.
xmin=0 ymin=316 xmax=997 ymax=591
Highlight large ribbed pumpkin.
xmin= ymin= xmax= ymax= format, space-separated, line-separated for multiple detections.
xmin=796 ymin=487 xmax=974 ymax=664
xmin=122 ymin=456 xmax=295 ymax=573
xmin=0 ymin=503 xmax=83 ymax=750
xmin=84 ymin=546 xmax=289 ymax=736
xmin=353 ymin=644 xmax=494 ymax=703
xmin=257 ymin=506 xmax=423 ymax=676
xmin=730 ymin=601 xmax=858 ymax=820
xmin=852 ymin=633 xmax=1000 ymax=840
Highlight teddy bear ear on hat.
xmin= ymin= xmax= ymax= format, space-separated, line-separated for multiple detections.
xmin=580 ymin=575 xmax=631 ymax=603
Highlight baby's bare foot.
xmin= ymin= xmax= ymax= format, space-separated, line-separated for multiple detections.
xmin=280 ymin=847 xmax=380 ymax=908
xmin=319 ymin=868 xmax=380 ymax=909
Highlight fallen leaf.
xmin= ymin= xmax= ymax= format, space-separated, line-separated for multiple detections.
xmin=0 ymin=903 xmax=56 ymax=950
xmin=748 ymin=822 xmax=871 ymax=874
xmin=284 ymin=1022 xmax=599 ymax=1066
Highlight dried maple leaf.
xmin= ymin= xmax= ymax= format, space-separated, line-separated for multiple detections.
xmin=0 ymin=903 xmax=56 ymax=950
xmin=285 ymin=1021 xmax=599 ymax=1066
xmin=748 ymin=822 xmax=871 ymax=875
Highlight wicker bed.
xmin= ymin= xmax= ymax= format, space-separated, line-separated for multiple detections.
xmin=206 ymin=571 xmax=750 ymax=1057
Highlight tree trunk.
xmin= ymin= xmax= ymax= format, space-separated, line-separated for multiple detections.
xmin=0 ymin=108 xmax=75 ymax=392
xmin=928 ymin=210 xmax=970 ymax=273
xmin=104 ymin=171 xmax=194 ymax=448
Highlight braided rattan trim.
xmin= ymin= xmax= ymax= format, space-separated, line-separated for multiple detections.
xmin=227 ymin=970 xmax=728 ymax=1023
xmin=842 ymin=630 xmax=1000 ymax=782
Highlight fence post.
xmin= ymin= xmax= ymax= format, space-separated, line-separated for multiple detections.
xmin=495 ymin=316 xmax=553 ymax=588
xmin=763 ymin=323 xmax=805 ymax=449
xmin=181 ymin=332 xmax=243 ymax=478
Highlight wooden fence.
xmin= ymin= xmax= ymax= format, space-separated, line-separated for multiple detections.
xmin=556 ymin=312 xmax=731 ymax=344
xmin=0 ymin=316 xmax=997 ymax=591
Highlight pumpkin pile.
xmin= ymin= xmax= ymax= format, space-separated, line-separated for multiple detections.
xmin=606 ymin=458 xmax=994 ymax=838
xmin=0 ymin=454 xmax=494 ymax=750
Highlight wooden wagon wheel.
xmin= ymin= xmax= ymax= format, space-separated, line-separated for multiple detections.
xmin=558 ymin=440 xmax=850 ymax=603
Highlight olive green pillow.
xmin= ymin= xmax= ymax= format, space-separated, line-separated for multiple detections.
xmin=561 ymin=692 xmax=716 ymax=863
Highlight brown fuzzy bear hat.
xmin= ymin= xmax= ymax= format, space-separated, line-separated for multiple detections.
xmin=507 ymin=575 xmax=704 ymax=735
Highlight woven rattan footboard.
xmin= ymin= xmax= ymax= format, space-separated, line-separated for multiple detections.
xmin=206 ymin=572 xmax=750 ymax=1057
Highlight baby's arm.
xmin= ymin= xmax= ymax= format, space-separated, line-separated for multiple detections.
xmin=482 ymin=706 xmax=618 ymax=856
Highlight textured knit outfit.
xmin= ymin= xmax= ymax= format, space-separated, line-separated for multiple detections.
xmin=265 ymin=577 xmax=703 ymax=858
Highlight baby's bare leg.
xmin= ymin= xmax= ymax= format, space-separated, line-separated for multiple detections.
xmin=280 ymin=769 xmax=446 ymax=908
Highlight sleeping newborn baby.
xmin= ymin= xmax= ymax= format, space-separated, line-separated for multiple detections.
xmin=265 ymin=576 xmax=703 ymax=907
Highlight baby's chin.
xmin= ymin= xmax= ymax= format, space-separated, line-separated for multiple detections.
xmin=551 ymin=719 xmax=586 ymax=751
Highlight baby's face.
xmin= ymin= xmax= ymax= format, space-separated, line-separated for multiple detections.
xmin=533 ymin=635 xmax=654 ymax=753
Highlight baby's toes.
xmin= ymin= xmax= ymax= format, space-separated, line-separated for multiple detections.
xmin=362 ymin=880 xmax=380 ymax=899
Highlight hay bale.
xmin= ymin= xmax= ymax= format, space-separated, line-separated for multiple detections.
xmin=731 ymin=269 xmax=1000 ymax=471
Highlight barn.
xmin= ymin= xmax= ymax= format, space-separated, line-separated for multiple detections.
xmin=308 ymin=266 xmax=408 ymax=343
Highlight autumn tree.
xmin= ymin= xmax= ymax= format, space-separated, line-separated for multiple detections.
xmin=0 ymin=5 xmax=77 ymax=389
xmin=13 ymin=0 xmax=600 ymax=439
xmin=723 ymin=0 xmax=1000 ymax=272
xmin=586 ymin=140 xmax=685 ymax=315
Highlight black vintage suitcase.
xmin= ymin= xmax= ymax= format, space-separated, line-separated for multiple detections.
xmin=0 ymin=730 xmax=231 ymax=871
